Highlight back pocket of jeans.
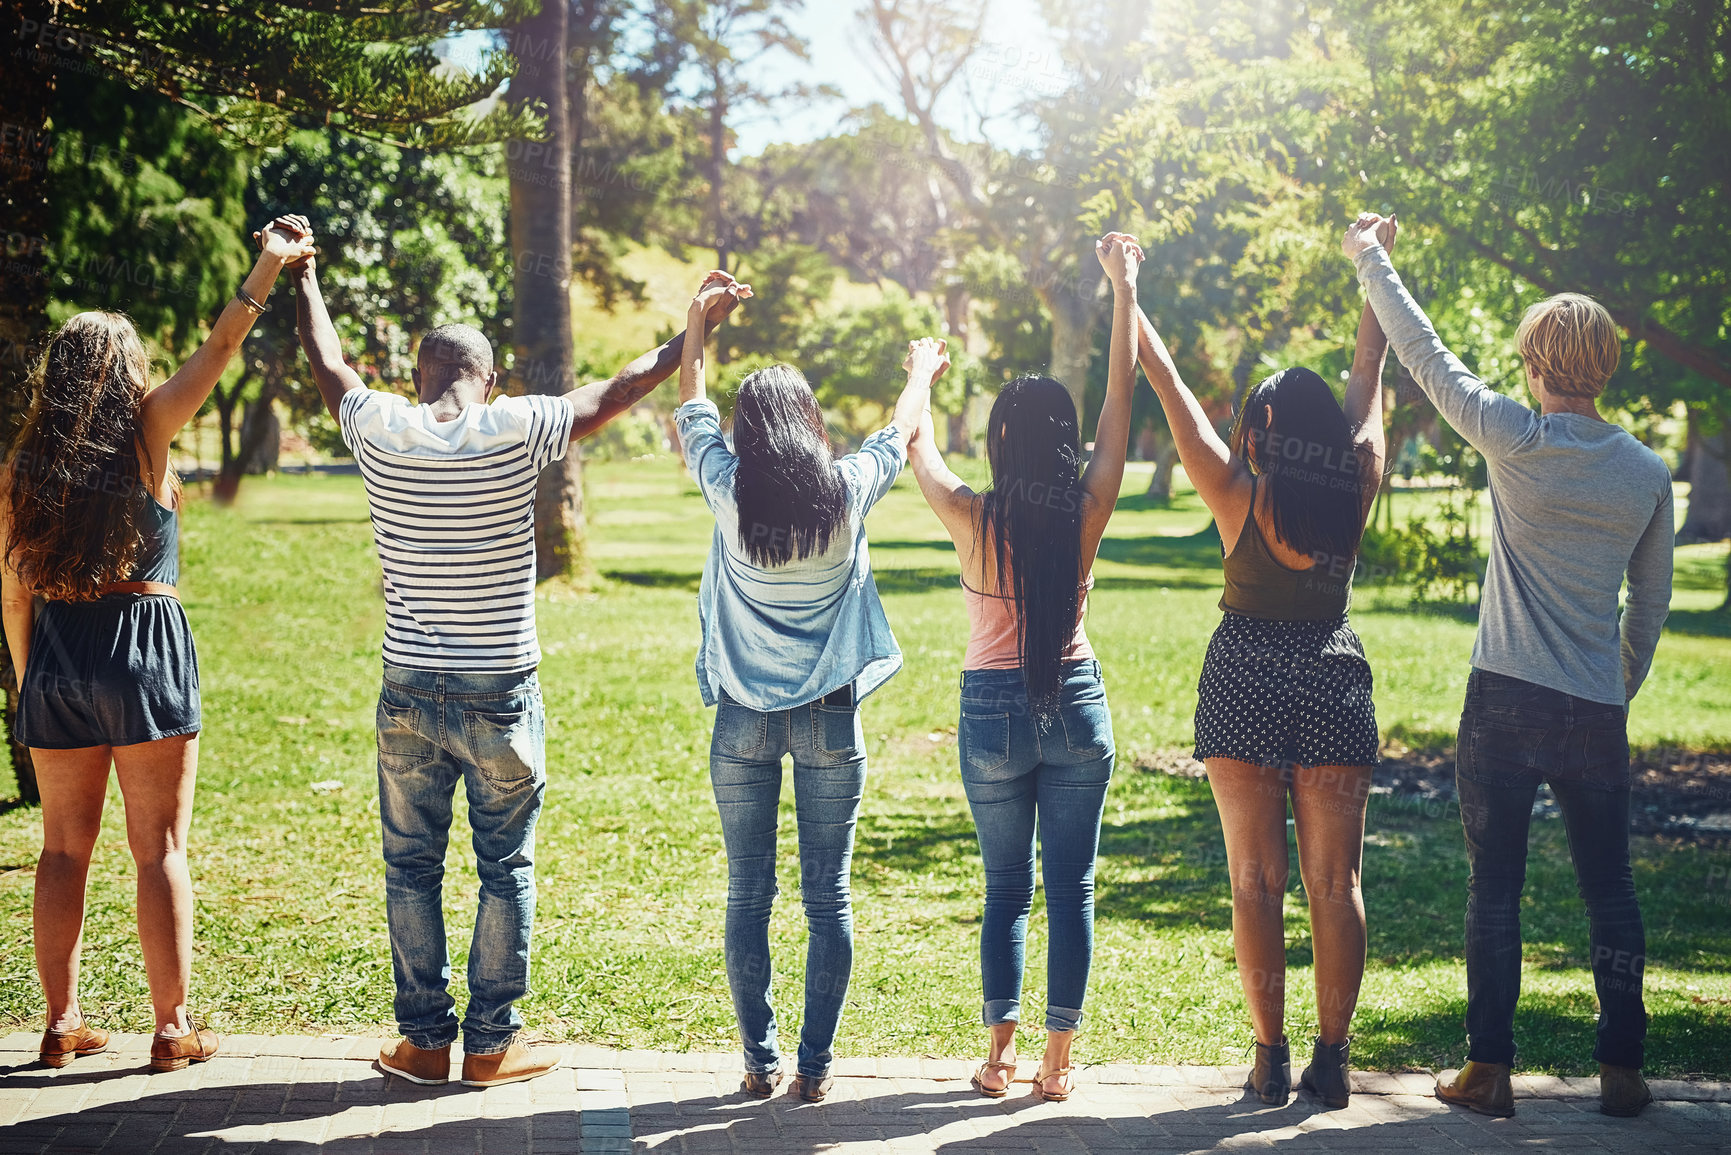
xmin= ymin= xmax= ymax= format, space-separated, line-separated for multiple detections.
xmin=377 ymin=700 xmax=433 ymax=772
xmin=960 ymin=711 xmax=1010 ymax=774
xmin=1565 ymin=716 xmax=1631 ymax=788
xmin=462 ymin=707 xmax=543 ymax=786
xmin=1464 ymin=716 xmax=1549 ymax=786
xmin=714 ymin=700 xmax=768 ymax=757
xmin=813 ymin=705 xmax=862 ymax=759
xmin=1062 ymin=700 xmax=1114 ymax=760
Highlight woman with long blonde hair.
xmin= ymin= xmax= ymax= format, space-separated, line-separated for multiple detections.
xmin=1 ymin=217 xmax=314 ymax=1072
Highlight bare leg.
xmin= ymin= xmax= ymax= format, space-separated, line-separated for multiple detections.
xmin=1206 ymin=757 xmax=1291 ymax=1046
xmin=980 ymin=1021 xmax=1017 ymax=1092
xmin=1291 ymin=763 xmax=1373 ymax=1045
xmin=112 ymin=734 xmax=199 ymax=1034
xmin=32 ymin=746 xmax=114 ymax=1030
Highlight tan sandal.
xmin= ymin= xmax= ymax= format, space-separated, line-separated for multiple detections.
xmin=1032 ymin=1063 xmax=1074 ymax=1102
xmin=970 ymin=1059 xmax=1016 ymax=1098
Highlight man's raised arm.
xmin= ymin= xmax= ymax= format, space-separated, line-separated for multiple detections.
xmin=292 ymin=254 xmax=366 ymax=422
xmin=1342 ymin=214 xmax=1533 ymax=459
xmin=564 ymin=272 xmax=750 ymax=441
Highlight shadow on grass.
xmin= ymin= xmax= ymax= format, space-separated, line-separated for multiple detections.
xmin=602 ymin=569 xmax=700 ymax=591
xmin=1663 ymin=608 xmax=1731 ymax=638
xmin=1350 ymin=994 xmax=1731 ymax=1076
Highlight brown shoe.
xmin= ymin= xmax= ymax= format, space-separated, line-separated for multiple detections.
xmin=149 ymin=1021 xmax=220 ymax=1073
xmin=741 ymin=1069 xmax=785 ymax=1098
xmin=379 ymin=1038 xmax=452 ymax=1086
xmin=40 ymin=1020 xmax=109 ymax=1068
xmin=461 ymin=1041 xmax=562 ymax=1088
xmin=1435 ymin=1061 xmax=1515 ymax=1118
xmin=1599 ymin=1064 xmax=1654 ymax=1117
xmin=791 ymin=1072 xmax=834 ymax=1102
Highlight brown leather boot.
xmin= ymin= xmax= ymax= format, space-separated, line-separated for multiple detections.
xmin=1599 ymin=1064 xmax=1653 ymax=1117
xmin=149 ymin=1021 xmax=220 ymax=1073
xmin=461 ymin=1041 xmax=563 ymax=1088
xmin=379 ymin=1039 xmax=452 ymax=1085
xmin=40 ymin=1020 xmax=109 ymax=1068
xmin=1299 ymin=1037 xmax=1352 ymax=1109
xmin=1435 ymin=1061 xmax=1515 ymax=1117
xmin=1245 ymin=1037 xmax=1291 ymax=1105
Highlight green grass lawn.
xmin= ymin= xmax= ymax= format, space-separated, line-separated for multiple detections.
xmin=1 ymin=461 xmax=1727 ymax=1079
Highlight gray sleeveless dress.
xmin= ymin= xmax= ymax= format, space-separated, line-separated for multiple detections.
xmin=17 ymin=498 xmax=201 ymax=748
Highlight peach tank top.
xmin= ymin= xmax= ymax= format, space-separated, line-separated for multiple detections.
xmin=961 ymin=573 xmax=1096 ymax=671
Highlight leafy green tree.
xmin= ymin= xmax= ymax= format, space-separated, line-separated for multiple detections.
xmin=1 ymin=0 xmax=536 ymax=800
xmin=657 ymin=0 xmax=821 ymax=274
xmin=229 ymin=130 xmax=511 ymax=496
xmin=866 ymin=0 xmax=1153 ymax=430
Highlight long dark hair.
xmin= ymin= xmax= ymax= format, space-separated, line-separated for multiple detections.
xmin=1228 ymin=366 xmax=1364 ymax=564
xmin=731 ymin=363 xmax=849 ymax=568
xmin=6 ymin=311 xmax=169 ymax=602
xmin=979 ymin=375 xmax=1085 ymax=711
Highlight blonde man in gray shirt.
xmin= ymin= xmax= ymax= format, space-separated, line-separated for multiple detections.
xmin=1343 ymin=213 xmax=1673 ymax=1121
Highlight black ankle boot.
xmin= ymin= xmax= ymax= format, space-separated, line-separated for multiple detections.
xmin=1300 ymin=1037 xmax=1351 ymax=1108
xmin=1246 ymin=1036 xmax=1291 ymax=1105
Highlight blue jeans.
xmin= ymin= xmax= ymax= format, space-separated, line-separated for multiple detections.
xmin=1456 ymin=669 xmax=1646 ymax=1068
xmin=711 ymin=688 xmax=867 ymax=1078
xmin=375 ymin=664 xmax=546 ymax=1055
xmin=959 ymin=659 xmax=1115 ymax=1034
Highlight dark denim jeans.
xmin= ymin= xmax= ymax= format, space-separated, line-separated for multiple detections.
xmin=710 ymin=686 xmax=867 ymax=1078
xmin=1455 ymin=668 xmax=1646 ymax=1069
xmin=959 ymin=659 xmax=1115 ymax=1034
xmin=375 ymin=665 xmax=546 ymax=1055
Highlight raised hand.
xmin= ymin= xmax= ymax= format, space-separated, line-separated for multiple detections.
xmin=1376 ymin=212 xmax=1399 ymax=254
xmin=1342 ymin=212 xmax=1391 ymax=259
xmin=690 ymin=270 xmax=752 ymax=326
xmin=253 ymin=214 xmax=316 ymax=267
xmin=904 ymin=337 xmax=950 ymax=381
xmin=1095 ymin=231 xmax=1144 ymax=289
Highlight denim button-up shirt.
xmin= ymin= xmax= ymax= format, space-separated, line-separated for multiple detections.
xmin=675 ymin=399 xmax=905 ymax=712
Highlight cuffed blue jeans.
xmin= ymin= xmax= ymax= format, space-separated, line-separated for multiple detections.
xmin=958 ymin=659 xmax=1115 ymax=1034
xmin=376 ymin=664 xmax=546 ymax=1056
xmin=1456 ymin=669 xmax=1647 ymax=1069
xmin=711 ymin=688 xmax=867 ymax=1078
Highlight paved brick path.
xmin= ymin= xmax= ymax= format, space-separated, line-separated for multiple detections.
xmin=2 ymin=1032 xmax=1727 ymax=1152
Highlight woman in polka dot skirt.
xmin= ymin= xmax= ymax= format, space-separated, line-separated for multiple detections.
xmin=1132 ymin=215 xmax=1399 ymax=1110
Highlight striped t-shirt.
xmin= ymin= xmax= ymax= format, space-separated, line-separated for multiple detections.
xmin=341 ymin=388 xmax=575 ymax=673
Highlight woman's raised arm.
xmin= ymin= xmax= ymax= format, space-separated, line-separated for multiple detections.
xmin=1080 ymin=232 xmax=1143 ymax=545
xmin=1344 ymin=213 xmax=1397 ymax=523
xmin=1135 ymin=305 xmax=1252 ymax=531
xmin=140 ymin=218 xmax=315 ymax=471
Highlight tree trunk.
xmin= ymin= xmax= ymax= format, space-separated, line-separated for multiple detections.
xmin=211 ymin=377 xmax=241 ymax=504
xmin=509 ymin=0 xmax=584 ymax=580
xmin=1678 ymin=407 xmax=1731 ymax=608
xmin=1142 ymin=426 xmax=1179 ymax=501
xmin=237 ymin=392 xmax=281 ymax=475
xmin=708 ymin=68 xmax=729 ymax=274
xmin=944 ymin=280 xmax=971 ymax=455
xmin=1678 ymin=408 xmax=1731 ymax=544
xmin=0 ymin=0 xmax=56 ymax=803
xmin=1042 ymin=280 xmax=1100 ymax=434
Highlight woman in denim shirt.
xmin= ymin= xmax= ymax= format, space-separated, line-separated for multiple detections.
xmin=906 ymin=233 xmax=1142 ymax=1102
xmin=674 ymin=272 xmax=950 ymax=1102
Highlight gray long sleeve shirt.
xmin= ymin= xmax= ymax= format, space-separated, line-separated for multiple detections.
xmin=1354 ymin=245 xmax=1673 ymax=705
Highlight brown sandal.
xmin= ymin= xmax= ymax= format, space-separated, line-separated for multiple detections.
xmin=970 ymin=1059 xmax=1017 ymax=1098
xmin=1032 ymin=1063 xmax=1074 ymax=1102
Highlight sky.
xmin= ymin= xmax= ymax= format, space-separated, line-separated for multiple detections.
xmin=444 ymin=0 xmax=1056 ymax=156
xmin=730 ymin=0 xmax=1052 ymax=155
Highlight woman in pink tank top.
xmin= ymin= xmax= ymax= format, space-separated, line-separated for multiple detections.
xmin=906 ymin=233 xmax=1144 ymax=1103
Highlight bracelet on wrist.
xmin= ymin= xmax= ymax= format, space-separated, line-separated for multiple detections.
xmin=235 ymin=288 xmax=271 ymax=315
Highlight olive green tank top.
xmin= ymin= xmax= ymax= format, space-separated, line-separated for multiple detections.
xmin=1219 ymin=478 xmax=1353 ymax=620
